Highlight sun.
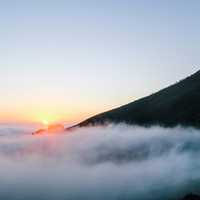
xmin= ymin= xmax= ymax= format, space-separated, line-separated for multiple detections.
xmin=42 ymin=120 xmax=49 ymax=126
xmin=36 ymin=113 xmax=61 ymax=126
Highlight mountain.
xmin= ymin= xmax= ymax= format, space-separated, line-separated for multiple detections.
xmin=33 ymin=124 xmax=65 ymax=135
xmin=180 ymin=194 xmax=200 ymax=200
xmin=71 ymin=70 xmax=200 ymax=129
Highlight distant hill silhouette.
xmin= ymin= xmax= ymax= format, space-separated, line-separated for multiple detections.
xmin=33 ymin=124 xmax=65 ymax=135
xmin=71 ymin=70 xmax=200 ymax=128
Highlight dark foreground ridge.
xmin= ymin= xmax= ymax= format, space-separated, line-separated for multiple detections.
xmin=70 ymin=70 xmax=200 ymax=129
xmin=180 ymin=194 xmax=200 ymax=200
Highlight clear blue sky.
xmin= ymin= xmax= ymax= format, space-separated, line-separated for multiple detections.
xmin=0 ymin=0 xmax=199 ymax=123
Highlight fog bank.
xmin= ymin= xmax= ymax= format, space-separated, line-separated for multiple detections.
xmin=0 ymin=124 xmax=200 ymax=200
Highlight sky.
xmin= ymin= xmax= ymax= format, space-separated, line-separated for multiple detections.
xmin=0 ymin=0 xmax=199 ymax=124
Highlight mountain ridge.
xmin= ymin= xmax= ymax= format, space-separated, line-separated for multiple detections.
xmin=69 ymin=70 xmax=200 ymax=129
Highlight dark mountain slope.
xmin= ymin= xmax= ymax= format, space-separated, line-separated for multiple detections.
xmin=74 ymin=70 xmax=200 ymax=128
xmin=180 ymin=194 xmax=200 ymax=200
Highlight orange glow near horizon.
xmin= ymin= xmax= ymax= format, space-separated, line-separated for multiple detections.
xmin=0 ymin=109 xmax=100 ymax=126
xmin=0 ymin=99 xmax=115 ymax=125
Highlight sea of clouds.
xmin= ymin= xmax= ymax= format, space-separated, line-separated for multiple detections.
xmin=0 ymin=124 xmax=200 ymax=200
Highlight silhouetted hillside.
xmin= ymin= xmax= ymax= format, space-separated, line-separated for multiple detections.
xmin=180 ymin=194 xmax=200 ymax=200
xmin=74 ymin=70 xmax=200 ymax=128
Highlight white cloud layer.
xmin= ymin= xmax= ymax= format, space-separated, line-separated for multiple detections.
xmin=0 ymin=124 xmax=200 ymax=200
